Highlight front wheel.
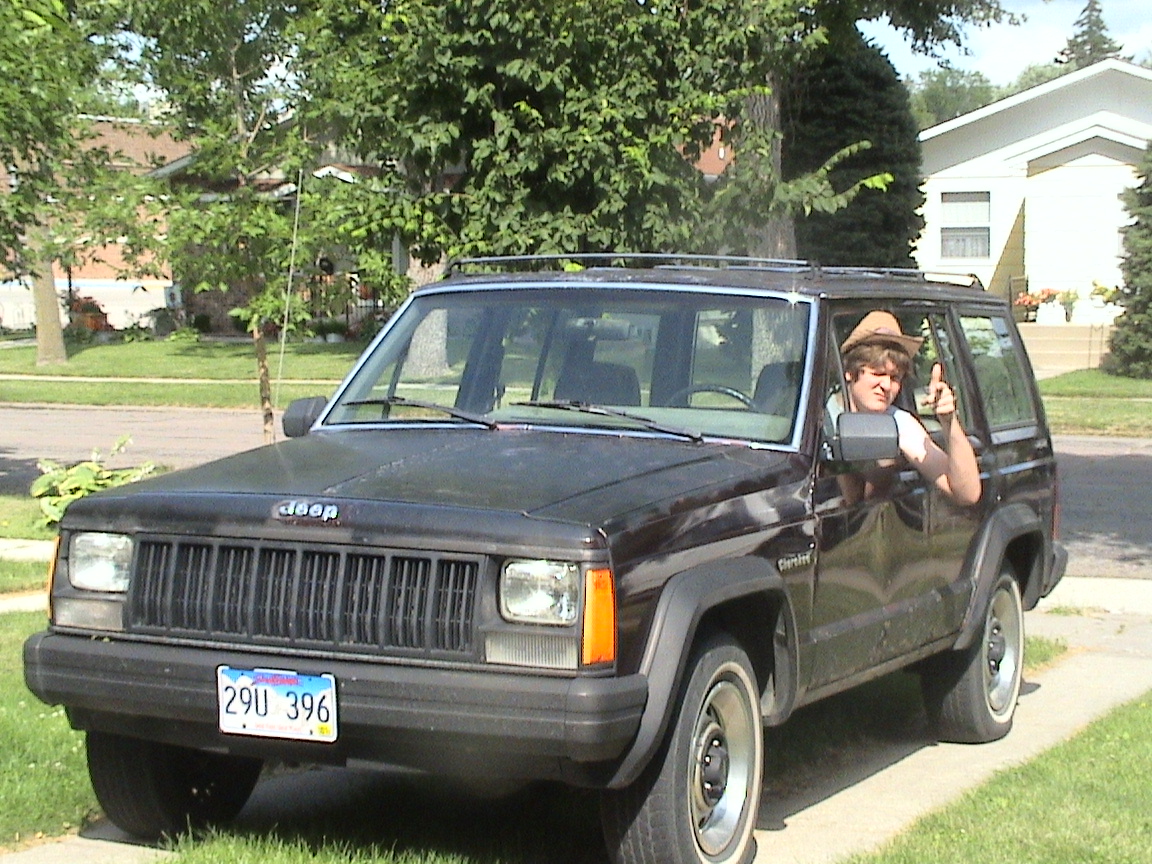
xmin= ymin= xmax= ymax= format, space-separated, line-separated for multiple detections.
xmin=601 ymin=633 xmax=763 ymax=864
xmin=921 ymin=570 xmax=1024 ymax=743
xmin=86 ymin=731 xmax=263 ymax=839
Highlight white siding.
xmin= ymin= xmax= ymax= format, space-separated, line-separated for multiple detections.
xmin=914 ymin=60 xmax=1152 ymax=315
xmin=1025 ymin=154 xmax=1136 ymax=298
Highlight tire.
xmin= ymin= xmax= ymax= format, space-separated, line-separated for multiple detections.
xmin=601 ymin=633 xmax=763 ymax=864
xmin=86 ymin=731 xmax=263 ymax=839
xmin=922 ymin=570 xmax=1024 ymax=744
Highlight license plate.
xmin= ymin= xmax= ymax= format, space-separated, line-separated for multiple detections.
xmin=217 ymin=666 xmax=338 ymax=743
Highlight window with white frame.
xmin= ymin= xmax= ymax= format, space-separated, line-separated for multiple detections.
xmin=940 ymin=191 xmax=990 ymax=259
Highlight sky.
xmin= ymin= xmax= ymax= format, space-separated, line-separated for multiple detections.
xmin=860 ymin=0 xmax=1152 ymax=85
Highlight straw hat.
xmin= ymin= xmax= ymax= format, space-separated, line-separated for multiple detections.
xmin=840 ymin=310 xmax=923 ymax=356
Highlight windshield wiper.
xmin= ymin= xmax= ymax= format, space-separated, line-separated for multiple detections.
xmin=342 ymin=396 xmax=499 ymax=430
xmin=512 ymin=400 xmax=704 ymax=443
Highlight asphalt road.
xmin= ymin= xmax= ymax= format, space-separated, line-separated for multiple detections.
xmin=1 ymin=404 xmax=1148 ymax=578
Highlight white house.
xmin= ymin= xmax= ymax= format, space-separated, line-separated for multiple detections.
xmin=914 ymin=58 xmax=1152 ymax=325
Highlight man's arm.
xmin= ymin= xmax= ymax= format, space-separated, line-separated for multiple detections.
xmin=900 ymin=363 xmax=981 ymax=506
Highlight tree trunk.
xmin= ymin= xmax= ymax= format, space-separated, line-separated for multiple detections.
xmin=27 ymin=226 xmax=68 ymax=366
xmin=252 ymin=325 xmax=275 ymax=444
xmin=744 ymin=86 xmax=797 ymax=261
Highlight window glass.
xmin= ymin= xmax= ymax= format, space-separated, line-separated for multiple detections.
xmin=941 ymin=192 xmax=991 ymax=259
xmin=959 ymin=315 xmax=1037 ymax=428
xmin=326 ymin=289 xmax=811 ymax=444
xmin=941 ymin=227 xmax=990 ymax=259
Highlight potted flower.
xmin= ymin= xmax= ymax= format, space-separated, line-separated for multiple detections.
xmin=1013 ymin=290 xmax=1040 ymax=322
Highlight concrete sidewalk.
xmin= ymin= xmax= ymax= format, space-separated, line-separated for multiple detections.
xmin=3 ymin=575 xmax=1152 ymax=863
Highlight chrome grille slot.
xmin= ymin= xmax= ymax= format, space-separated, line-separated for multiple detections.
xmin=128 ymin=538 xmax=480 ymax=656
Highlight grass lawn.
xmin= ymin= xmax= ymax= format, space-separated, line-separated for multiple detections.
xmin=0 ymin=339 xmax=360 ymax=381
xmin=1036 ymin=370 xmax=1152 ymax=436
xmin=0 ymin=559 xmax=49 ymax=594
xmin=0 ymin=612 xmax=98 ymax=850
xmin=0 ymin=378 xmax=336 ymax=409
xmin=848 ymin=691 xmax=1152 ymax=864
xmin=0 ymin=495 xmax=54 ymax=541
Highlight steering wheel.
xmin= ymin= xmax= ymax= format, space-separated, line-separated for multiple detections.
xmin=667 ymin=384 xmax=756 ymax=409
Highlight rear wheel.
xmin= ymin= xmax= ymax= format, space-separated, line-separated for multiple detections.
xmin=86 ymin=731 xmax=262 ymax=839
xmin=601 ymin=633 xmax=763 ymax=864
xmin=922 ymin=570 xmax=1024 ymax=743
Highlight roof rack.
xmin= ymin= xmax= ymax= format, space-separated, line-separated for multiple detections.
xmin=447 ymin=253 xmax=810 ymax=274
xmin=446 ymin=253 xmax=983 ymax=290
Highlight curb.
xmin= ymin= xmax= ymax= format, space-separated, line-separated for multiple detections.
xmin=0 ymin=539 xmax=55 ymax=562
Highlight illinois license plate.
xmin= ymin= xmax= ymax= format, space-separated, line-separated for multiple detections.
xmin=216 ymin=666 xmax=338 ymax=743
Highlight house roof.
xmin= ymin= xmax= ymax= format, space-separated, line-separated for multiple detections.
xmin=919 ymin=58 xmax=1152 ymax=176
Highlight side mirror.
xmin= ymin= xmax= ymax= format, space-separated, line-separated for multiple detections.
xmin=282 ymin=396 xmax=328 ymax=438
xmin=831 ymin=412 xmax=900 ymax=462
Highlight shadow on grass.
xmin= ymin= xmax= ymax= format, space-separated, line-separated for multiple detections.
xmin=234 ymin=771 xmax=608 ymax=864
xmin=74 ymin=672 xmax=949 ymax=863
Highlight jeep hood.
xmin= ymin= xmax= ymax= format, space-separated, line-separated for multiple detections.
xmin=91 ymin=427 xmax=789 ymax=526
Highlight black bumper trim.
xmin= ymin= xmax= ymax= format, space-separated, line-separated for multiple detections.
xmin=24 ymin=632 xmax=647 ymax=780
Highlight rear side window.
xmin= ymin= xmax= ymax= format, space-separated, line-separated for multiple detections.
xmin=958 ymin=315 xmax=1037 ymax=428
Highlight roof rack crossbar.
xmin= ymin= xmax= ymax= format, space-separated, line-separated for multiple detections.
xmin=448 ymin=253 xmax=809 ymax=274
xmin=446 ymin=254 xmax=983 ymax=290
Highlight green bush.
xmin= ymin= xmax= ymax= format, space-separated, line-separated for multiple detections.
xmin=1103 ymin=141 xmax=1152 ymax=379
xmin=29 ymin=437 xmax=155 ymax=527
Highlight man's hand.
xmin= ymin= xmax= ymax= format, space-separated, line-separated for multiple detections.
xmin=925 ymin=362 xmax=957 ymax=420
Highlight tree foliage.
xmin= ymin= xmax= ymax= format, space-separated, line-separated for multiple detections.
xmin=818 ymin=0 xmax=1018 ymax=53
xmin=1057 ymin=0 xmax=1125 ymax=70
xmin=296 ymin=0 xmax=827 ymax=258
xmin=0 ymin=0 xmax=120 ymax=364
xmin=115 ymin=0 xmax=325 ymax=436
xmin=780 ymin=32 xmax=922 ymax=267
xmin=908 ymin=67 xmax=996 ymax=129
xmin=1102 ymin=143 xmax=1152 ymax=379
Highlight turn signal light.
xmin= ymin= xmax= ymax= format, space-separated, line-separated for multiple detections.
xmin=581 ymin=568 xmax=616 ymax=666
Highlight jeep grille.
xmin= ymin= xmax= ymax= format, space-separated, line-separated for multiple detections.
xmin=128 ymin=539 xmax=480 ymax=656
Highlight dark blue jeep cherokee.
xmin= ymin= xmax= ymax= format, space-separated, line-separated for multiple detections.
xmin=25 ymin=255 xmax=1065 ymax=864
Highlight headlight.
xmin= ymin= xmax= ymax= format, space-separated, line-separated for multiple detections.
xmin=500 ymin=559 xmax=579 ymax=625
xmin=69 ymin=533 xmax=133 ymax=592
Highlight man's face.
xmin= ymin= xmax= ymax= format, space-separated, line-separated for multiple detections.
xmin=846 ymin=360 xmax=903 ymax=413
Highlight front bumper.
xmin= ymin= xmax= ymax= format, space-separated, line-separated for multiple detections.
xmin=24 ymin=631 xmax=647 ymax=785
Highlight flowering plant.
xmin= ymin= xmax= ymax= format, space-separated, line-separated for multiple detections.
xmin=1090 ymin=281 xmax=1120 ymax=304
xmin=1013 ymin=288 xmax=1058 ymax=307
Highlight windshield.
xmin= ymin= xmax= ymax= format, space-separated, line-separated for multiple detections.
xmin=325 ymin=286 xmax=812 ymax=445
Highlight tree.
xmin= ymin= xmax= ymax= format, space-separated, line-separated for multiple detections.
xmin=908 ymin=67 xmax=996 ymax=129
xmin=1102 ymin=143 xmax=1152 ymax=379
xmin=780 ymin=32 xmax=923 ymax=267
xmin=297 ymin=0 xmax=829 ymax=259
xmin=117 ymin=0 xmax=324 ymax=441
xmin=1057 ymin=0 xmax=1125 ymax=70
xmin=0 ymin=0 xmax=99 ymax=365
xmin=1003 ymin=62 xmax=1066 ymax=96
xmin=841 ymin=0 xmax=1019 ymax=52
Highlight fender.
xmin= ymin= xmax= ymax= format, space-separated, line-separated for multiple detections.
xmin=606 ymin=557 xmax=799 ymax=789
xmin=953 ymin=501 xmax=1042 ymax=652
